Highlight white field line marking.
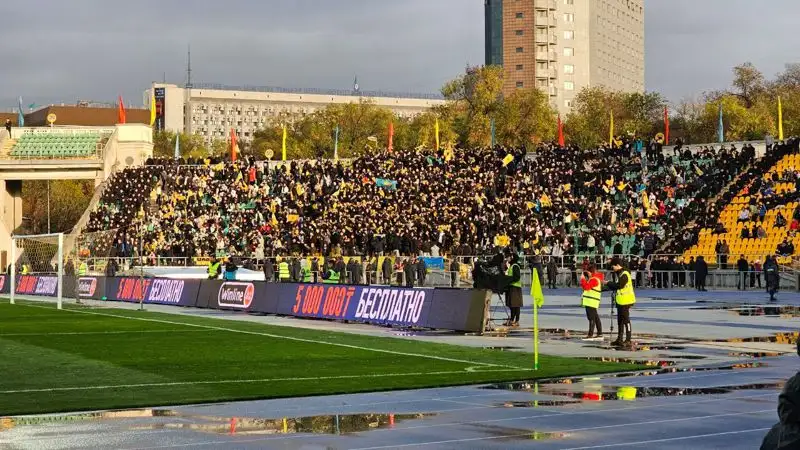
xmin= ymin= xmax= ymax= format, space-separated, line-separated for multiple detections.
xmin=19 ymin=303 xmax=520 ymax=369
xmin=347 ymin=409 xmax=774 ymax=450
xmin=127 ymin=403 xmax=775 ymax=450
xmin=557 ymin=427 xmax=773 ymax=449
xmin=0 ymin=368 xmax=529 ymax=394
xmin=0 ymin=330 xmax=207 ymax=337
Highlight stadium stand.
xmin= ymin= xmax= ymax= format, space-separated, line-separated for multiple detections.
xmin=83 ymin=139 xmax=759 ymax=265
xmin=681 ymin=138 xmax=800 ymax=266
xmin=8 ymin=131 xmax=107 ymax=159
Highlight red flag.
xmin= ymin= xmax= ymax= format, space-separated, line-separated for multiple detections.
xmin=117 ymin=96 xmax=127 ymax=124
xmin=230 ymin=128 xmax=238 ymax=162
xmin=388 ymin=121 xmax=394 ymax=152
xmin=557 ymin=115 xmax=565 ymax=147
xmin=664 ymin=107 xmax=670 ymax=145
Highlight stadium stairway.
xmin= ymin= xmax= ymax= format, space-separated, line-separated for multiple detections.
xmin=684 ymin=152 xmax=800 ymax=265
xmin=1 ymin=138 xmax=17 ymax=157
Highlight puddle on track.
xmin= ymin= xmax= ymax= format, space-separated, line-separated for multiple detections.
xmin=3 ymin=411 xmax=436 ymax=436
xmin=693 ymin=304 xmax=800 ymax=318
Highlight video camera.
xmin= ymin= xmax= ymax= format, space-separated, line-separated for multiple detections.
xmin=472 ymin=256 xmax=511 ymax=294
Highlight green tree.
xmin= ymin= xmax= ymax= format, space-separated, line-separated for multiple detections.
xmin=153 ymin=130 xmax=210 ymax=159
xmin=441 ymin=65 xmax=504 ymax=147
xmin=731 ymin=62 xmax=765 ymax=108
xmin=22 ymin=180 xmax=93 ymax=234
xmin=495 ymin=88 xmax=556 ymax=146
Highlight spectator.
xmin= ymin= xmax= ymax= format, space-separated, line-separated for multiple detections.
xmin=546 ymin=258 xmax=558 ymax=289
xmin=695 ymin=255 xmax=708 ymax=292
xmin=753 ymin=259 xmax=762 ymax=288
xmin=416 ymin=256 xmax=427 ymax=286
xmin=778 ymin=238 xmax=795 ymax=257
xmin=736 ymin=254 xmax=749 ymax=290
xmin=760 ymin=341 xmax=800 ymax=449
xmin=4 ymin=119 xmax=11 ymax=138
xmin=263 ymin=258 xmax=274 ymax=283
xmin=776 ymin=211 xmax=788 ymax=228
xmin=764 ymin=256 xmax=780 ymax=302
xmin=737 ymin=207 xmax=750 ymax=223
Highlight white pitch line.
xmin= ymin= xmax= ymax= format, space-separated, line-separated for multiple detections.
xmin=0 ymin=330 xmax=208 ymax=337
xmin=0 ymin=368 xmax=530 ymax=394
xmin=557 ymin=427 xmax=772 ymax=449
xmin=19 ymin=303 xmax=521 ymax=370
xmin=347 ymin=409 xmax=774 ymax=450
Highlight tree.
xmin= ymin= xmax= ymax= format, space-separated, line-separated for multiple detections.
xmin=700 ymin=94 xmax=774 ymax=142
xmin=564 ymin=86 xmax=622 ymax=148
xmin=674 ymin=97 xmax=706 ymax=144
xmin=441 ymin=65 xmax=504 ymax=147
xmin=153 ymin=130 xmax=210 ymax=159
xmin=495 ymin=88 xmax=556 ymax=146
xmin=22 ymin=180 xmax=93 ymax=234
xmin=731 ymin=62 xmax=765 ymax=108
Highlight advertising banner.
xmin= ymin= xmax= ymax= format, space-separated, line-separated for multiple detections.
xmin=0 ymin=275 xmax=7 ymax=294
xmin=196 ymin=279 xmax=276 ymax=312
xmin=62 ymin=276 xmax=106 ymax=300
xmin=270 ymin=283 xmax=487 ymax=332
xmin=15 ymin=275 xmax=58 ymax=296
xmin=106 ymin=277 xmax=199 ymax=306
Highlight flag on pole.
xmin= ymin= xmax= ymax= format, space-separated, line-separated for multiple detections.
xmin=281 ymin=124 xmax=287 ymax=161
xmin=117 ymin=96 xmax=127 ymax=124
xmin=17 ymin=96 xmax=24 ymax=127
xmin=490 ymin=118 xmax=496 ymax=147
xmin=531 ymin=268 xmax=545 ymax=370
xmin=388 ymin=121 xmax=394 ymax=152
xmin=778 ymin=96 xmax=784 ymax=141
xmin=174 ymin=133 xmax=180 ymax=159
xmin=434 ymin=118 xmax=440 ymax=151
xmin=149 ymin=93 xmax=156 ymax=127
xmin=334 ymin=125 xmax=340 ymax=161
xmin=717 ymin=102 xmax=724 ymax=144
xmin=609 ymin=111 xmax=614 ymax=147
xmin=230 ymin=128 xmax=238 ymax=162
xmin=353 ymin=76 xmax=359 ymax=94
xmin=664 ymin=106 xmax=670 ymax=145
xmin=557 ymin=114 xmax=565 ymax=147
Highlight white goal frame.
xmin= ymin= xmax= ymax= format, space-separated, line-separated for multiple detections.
xmin=10 ymin=232 xmax=64 ymax=309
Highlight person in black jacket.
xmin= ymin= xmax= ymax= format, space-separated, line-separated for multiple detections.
xmin=416 ymin=257 xmax=427 ymax=286
xmin=761 ymin=341 xmax=800 ymax=449
xmin=601 ymin=257 xmax=634 ymax=347
xmin=381 ymin=257 xmax=393 ymax=285
xmin=736 ymin=254 xmax=749 ymax=290
xmin=263 ymin=258 xmax=274 ymax=283
xmin=765 ymin=256 xmax=780 ymax=302
xmin=403 ymin=258 xmax=415 ymax=287
xmin=695 ymin=256 xmax=708 ymax=291
xmin=546 ymin=258 xmax=558 ymax=289
xmin=450 ymin=258 xmax=460 ymax=287
xmin=311 ymin=258 xmax=320 ymax=283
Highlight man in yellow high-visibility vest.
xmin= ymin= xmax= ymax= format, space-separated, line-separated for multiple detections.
xmin=603 ymin=257 xmax=636 ymax=347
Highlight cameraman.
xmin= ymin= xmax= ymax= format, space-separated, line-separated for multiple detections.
xmin=505 ymin=254 xmax=522 ymax=328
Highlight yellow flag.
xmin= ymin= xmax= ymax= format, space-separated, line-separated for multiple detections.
xmin=281 ymin=124 xmax=287 ymax=161
xmin=502 ymin=153 xmax=514 ymax=166
xmin=778 ymin=96 xmax=784 ymax=141
xmin=531 ymin=268 xmax=544 ymax=308
xmin=609 ymin=111 xmax=614 ymax=146
xmin=149 ymin=93 xmax=156 ymax=126
xmin=435 ymin=118 xmax=440 ymax=150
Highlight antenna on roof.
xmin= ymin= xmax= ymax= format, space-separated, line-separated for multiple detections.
xmin=186 ymin=44 xmax=193 ymax=89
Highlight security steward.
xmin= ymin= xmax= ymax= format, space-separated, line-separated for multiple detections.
xmin=77 ymin=260 xmax=88 ymax=276
xmin=322 ymin=267 xmax=340 ymax=284
xmin=302 ymin=262 xmax=313 ymax=283
xmin=580 ymin=263 xmax=604 ymax=341
xmin=505 ymin=254 xmax=522 ymax=328
xmin=207 ymin=258 xmax=221 ymax=280
xmin=602 ymin=257 xmax=636 ymax=347
xmin=278 ymin=257 xmax=291 ymax=283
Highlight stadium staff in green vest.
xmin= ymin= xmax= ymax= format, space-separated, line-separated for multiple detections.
xmin=77 ymin=260 xmax=88 ymax=276
xmin=322 ymin=267 xmax=340 ymax=284
xmin=580 ymin=264 xmax=604 ymax=341
xmin=278 ymin=257 xmax=291 ymax=283
xmin=504 ymin=254 xmax=522 ymax=328
xmin=602 ymin=257 xmax=636 ymax=347
xmin=207 ymin=258 xmax=221 ymax=280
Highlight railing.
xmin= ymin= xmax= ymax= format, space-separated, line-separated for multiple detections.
xmin=60 ymin=256 xmax=800 ymax=292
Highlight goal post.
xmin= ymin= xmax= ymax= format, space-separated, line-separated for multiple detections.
xmin=10 ymin=233 xmax=64 ymax=309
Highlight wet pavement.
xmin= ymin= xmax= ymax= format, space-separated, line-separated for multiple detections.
xmin=2 ymin=289 xmax=798 ymax=449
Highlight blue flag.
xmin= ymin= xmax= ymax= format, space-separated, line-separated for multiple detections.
xmin=717 ymin=102 xmax=724 ymax=144
xmin=17 ymin=96 xmax=24 ymax=127
xmin=490 ymin=118 xmax=496 ymax=147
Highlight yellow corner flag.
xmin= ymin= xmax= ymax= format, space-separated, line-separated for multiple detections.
xmin=149 ymin=93 xmax=156 ymax=126
xmin=281 ymin=124 xmax=287 ymax=161
xmin=778 ymin=96 xmax=784 ymax=141
xmin=435 ymin=118 xmax=440 ymax=151
xmin=531 ymin=268 xmax=544 ymax=370
xmin=609 ymin=111 xmax=614 ymax=147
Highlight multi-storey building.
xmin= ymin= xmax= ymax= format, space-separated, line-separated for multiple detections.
xmin=485 ymin=0 xmax=645 ymax=114
xmin=148 ymin=83 xmax=445 ymax=143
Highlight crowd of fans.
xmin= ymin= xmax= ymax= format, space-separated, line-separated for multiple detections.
xmin=83 ymin=138 xmax=794 ymax=270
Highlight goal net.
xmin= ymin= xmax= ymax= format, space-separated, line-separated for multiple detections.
xmin=68 ymin=229 xmax=120 ymax=302
xmin=10 ymin=233 xmax=64 ymax=308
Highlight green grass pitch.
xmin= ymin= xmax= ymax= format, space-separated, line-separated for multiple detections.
xmin=0 ymin=300 xmax=643 ymax=416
